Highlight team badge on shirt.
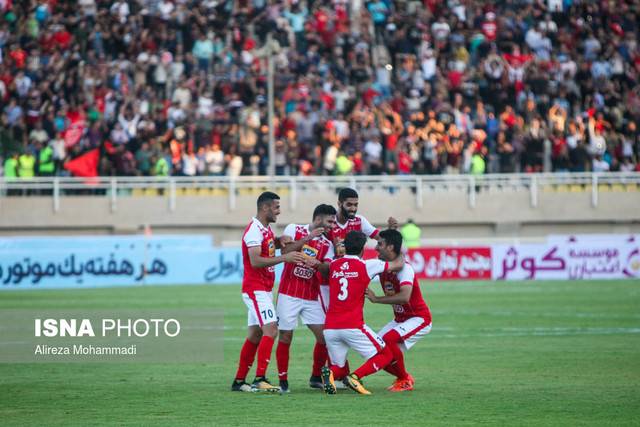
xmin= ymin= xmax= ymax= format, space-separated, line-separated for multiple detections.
xmin=268 ymin=239 xmax=275 ymax=257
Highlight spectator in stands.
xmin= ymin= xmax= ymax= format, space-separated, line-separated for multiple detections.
xmin=0 ymin=0 xmax=638 ymax=181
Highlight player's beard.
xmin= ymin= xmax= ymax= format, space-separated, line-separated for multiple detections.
xmin=340 ymin=205 xmax=356 ymax=220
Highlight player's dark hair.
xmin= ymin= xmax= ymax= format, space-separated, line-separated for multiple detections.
xmin=257 ymin=191 xmax=280 ymax=209
xmin=379 ymin=229 xmax=403 ymax=255
xmin=312 ymin=204 xmax=337 ymax=219
xmin=338 ymin=187 xmax=359 ymax=202
xmin=344 ymin=231 xmax=367 ymax=255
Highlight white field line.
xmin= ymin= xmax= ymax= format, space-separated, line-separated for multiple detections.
xmin=434 ymin=310 xmax=640 ymax=319
xmin=434 ymin=327 xmax=640 ymax=339
xmin=222 ymin=326 xmax=640 ymax=341
xmin=429 ymin=287 xmax=613 ymax=294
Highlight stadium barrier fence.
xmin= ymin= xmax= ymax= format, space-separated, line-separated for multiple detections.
xmin=1 ymin=172 xmax=639 ymax=213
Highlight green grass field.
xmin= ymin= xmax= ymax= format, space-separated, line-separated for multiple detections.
xmin=1 ymin=280 xmax=640 ymax=426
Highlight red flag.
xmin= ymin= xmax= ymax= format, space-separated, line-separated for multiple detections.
xmin=104 ymin=141 xmax=116 ymax=155
xmin=64 ymin=149 xmax=99 ymax=177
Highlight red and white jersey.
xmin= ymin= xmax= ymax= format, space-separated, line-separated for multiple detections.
xmin=279 ymin=224 xmax=334 ymax=301
xmin=324 ymin=255 xmax=388 ymax=330
xmin=328 ymin=215 xmax=379 ymax=254
xmin=242 ymin=217 xmax=277 ymax=293
xmin=379 ymin=263 xmax=432 ymax=324
xmin=319 ymin=214 xmax=379 ymax=288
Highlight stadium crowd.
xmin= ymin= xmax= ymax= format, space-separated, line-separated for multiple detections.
xmin=1 ymin=0 xmax=640 ymax=179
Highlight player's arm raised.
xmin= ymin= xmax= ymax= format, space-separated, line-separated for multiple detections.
xmin=281 ymin=227 xmax=325 ymax=254
xmin=386 ymin=217 xmax=399 ymax=230
xmin=366 ymin=285 xmax=411 ymax=305
xmin=247 ymin=245 xmax=305 ymax=268
xmin=275 ymin=235 xmax=293 ymax=249
xmin=363 ymin=216 xmax=398 ymax=243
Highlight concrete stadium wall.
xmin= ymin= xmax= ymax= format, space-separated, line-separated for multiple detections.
xmin=1 ymin=187 xmax=639 ymax=243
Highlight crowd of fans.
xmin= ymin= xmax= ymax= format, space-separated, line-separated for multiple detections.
xmin=1 ymin=0 xmax=640 ymax=180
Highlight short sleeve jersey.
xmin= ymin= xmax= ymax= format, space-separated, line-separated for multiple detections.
xmin=279 ymin=224 xmax=334 ymax=301
xmin=379 ymin=263 xmax=432 ymax=323
xmin=319 ymin=214 xmax=380 ymax=287
xmin=242 ymin=217 xmax=277 ymax=293
xmin=328 ymin=214 xmax=379 ymax=256
xmin=324 ymin=255 xmax=388 ymax=329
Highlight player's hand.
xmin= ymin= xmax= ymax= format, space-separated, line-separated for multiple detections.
xmin=387 ymin=216 xmax=399 ymax=230
xmin=303 ymin=257 xmax=320 ymax=269
xmin=365 ymin=288 xmax=378 ymax=303
xmin=278 ymin=235 xmax=293 ymax=248
xmin=308 ymin=227 xmax=325 ymax=240
xmin=284 ymin=252 xmax=306 ymax=264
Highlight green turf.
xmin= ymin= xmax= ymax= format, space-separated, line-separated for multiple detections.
xmin=1 ymin=280 xmax=639 ymax=426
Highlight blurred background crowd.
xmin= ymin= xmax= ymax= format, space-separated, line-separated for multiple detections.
xmin=1 ymin=0 xmax=640 ymax=179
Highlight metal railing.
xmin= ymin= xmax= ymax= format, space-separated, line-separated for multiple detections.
xmin=0 ymin=173 xmax=638 ymax=213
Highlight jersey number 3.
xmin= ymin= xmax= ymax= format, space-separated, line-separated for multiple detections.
xmin=337 ymin=277 xmax=349 ymax=301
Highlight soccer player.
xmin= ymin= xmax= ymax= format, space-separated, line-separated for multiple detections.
xmin=366 ymin=229 xmax=432 ymax=392
xmin=317 ymin=187 xmax=398 ymax=384
xmin=319 ymin=187 xmax=398 ymax=311
xmin=321 ymin=230 xmax=404 ymax=395
xmin=276 ymin=204 xmax=337 ymax=393
xmin=231 ymin=191 xmax=306 ymax=393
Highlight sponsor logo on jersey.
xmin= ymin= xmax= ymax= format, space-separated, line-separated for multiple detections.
xmin=302 ymin=244 xmax=319 ymax=258
xmin=384 ymin=282 xmax=396 ymax=296
xmin=293 ymin=266 xmax=314 ymax=279
xmin=332 ymin=270 xmax=359 ymax=279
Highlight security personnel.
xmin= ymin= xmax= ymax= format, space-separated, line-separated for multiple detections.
xmin=38 ymin=143 xmax=55 ymax=176
xmin=4 ymin=153 xmax=18 ymax=180
xmin=401 ymin=219 xmax=421 ymax=248
xmin=153 ymin=155 xmax=169 ymax=176
xmin=18 ymin=150 xmax=36 ymax=178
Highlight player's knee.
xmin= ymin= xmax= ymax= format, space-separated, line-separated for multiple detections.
xmin=262 ymin=322 xmax=278 ymax=338
xmin=278 ymin=330 xmax=293 ymax=344
xmin=247 ymin=326 xmax=263 ymax=343
xmin=308 ymin=325 xmax=325 ymax=343
xmin=383 ymin=329 xmax=401 ymax=345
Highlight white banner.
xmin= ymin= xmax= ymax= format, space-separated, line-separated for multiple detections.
xmin=492 ymin=238 xmax=640 ymax=280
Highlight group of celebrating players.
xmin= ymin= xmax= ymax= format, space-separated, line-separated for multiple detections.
xmin=231 ymin=188 xmax=432 ymax=395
